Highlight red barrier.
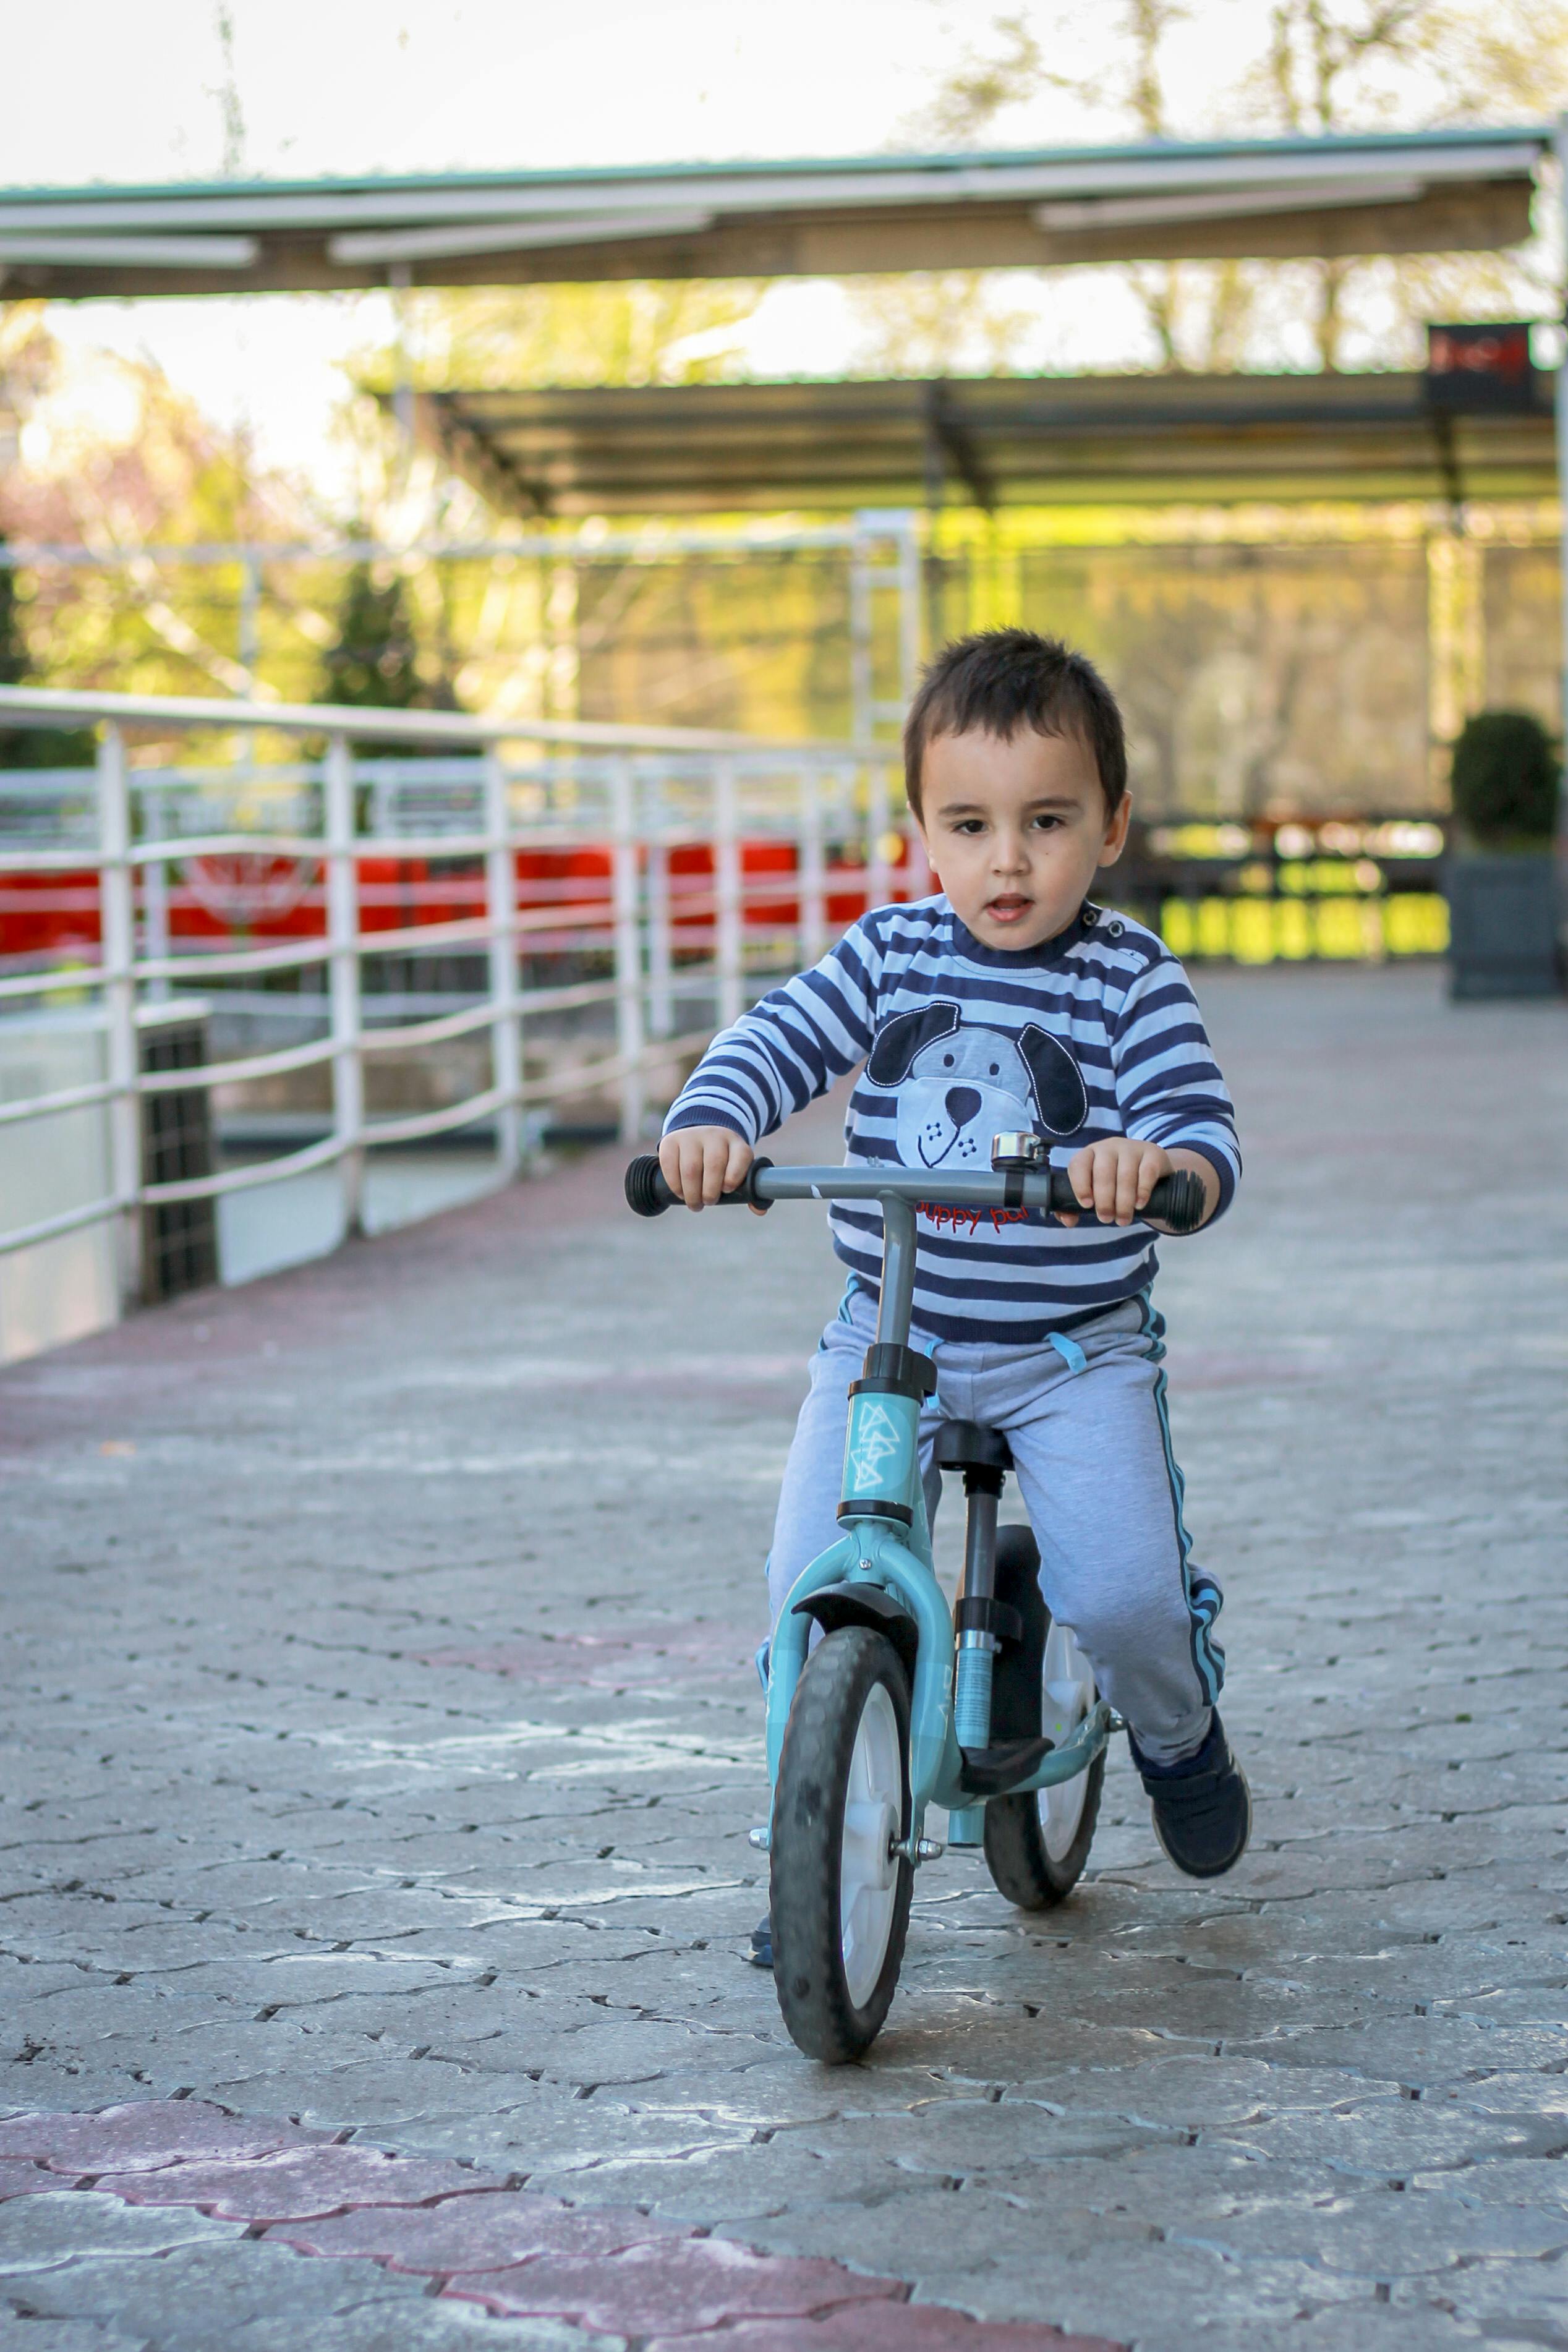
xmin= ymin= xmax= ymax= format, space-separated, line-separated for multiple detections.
xmin=0 ymin=836 xmax=920 ymax=961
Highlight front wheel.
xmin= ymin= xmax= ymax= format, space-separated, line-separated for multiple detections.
xmin=770 ymin=1626 xmax=914 ymax=2063
xmin=983 ymin=1614 xmax=1104 ymax=1910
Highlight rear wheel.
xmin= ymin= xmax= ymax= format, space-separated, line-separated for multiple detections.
xmin=982 ymin=1614 xmax=1104 ymax=1909
xmin=770 ymin=1626 xmax=913 ymax=2063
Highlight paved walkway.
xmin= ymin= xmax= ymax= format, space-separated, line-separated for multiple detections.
xmin=4 ymin=966 xmax=1566 ymax=2352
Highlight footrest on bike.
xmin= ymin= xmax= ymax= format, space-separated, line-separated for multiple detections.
xmin=957 ymin=1734 xmax=1055 ymax=1798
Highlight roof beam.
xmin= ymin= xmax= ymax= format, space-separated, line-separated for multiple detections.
xmin=330 ymin=210 xmax=713 ymax=265
xmin=0 ymin=128 xmax=1543 ymax=299
xmin=412 ymin=370 xmax=1558 ymax=517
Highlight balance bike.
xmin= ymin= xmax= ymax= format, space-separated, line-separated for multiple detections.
xmin=626 ymin=1137 xmax=1206 ymax=2062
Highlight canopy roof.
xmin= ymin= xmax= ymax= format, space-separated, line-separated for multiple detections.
xmin=414 ymin=368 xmax=1558 ymax=516
xmin=0 ymin=127 xmax=1548 ymax=299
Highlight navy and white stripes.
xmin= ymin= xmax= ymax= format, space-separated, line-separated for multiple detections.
xmin=665 ymin=895 xmax=1240 ymax=1345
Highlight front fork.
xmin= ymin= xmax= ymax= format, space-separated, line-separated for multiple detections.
xmin=948 ymin=1465 xmax=1000 ymax=1844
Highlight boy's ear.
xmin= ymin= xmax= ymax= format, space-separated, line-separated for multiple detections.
xmin=911 ymin=814 xmax=934 ymax=873
xmin=1017 ymin=1025 xmax=1089 ymax=1136
xmin=1097 ymin=791 xmax=1133 ymax=868
xmin=867 ymin=1000 xmax=961 ymax=1088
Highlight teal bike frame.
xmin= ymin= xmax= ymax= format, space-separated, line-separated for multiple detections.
xmin=754 ymin=1166 xmax=1120 ymax=1863
xmin=626 ymin=1149 xmax=1206 ymax=1862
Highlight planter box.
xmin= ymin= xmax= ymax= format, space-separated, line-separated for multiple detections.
xmin=1446 ymin=852 xmax=1562 ymax=1000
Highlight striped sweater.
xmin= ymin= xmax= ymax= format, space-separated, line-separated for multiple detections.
xmin=664 ymin=895 xmax=1240 ymax=1345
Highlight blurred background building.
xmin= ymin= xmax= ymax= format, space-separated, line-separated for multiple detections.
xmin=0 ymin=0 xmax=1564 ymax=1355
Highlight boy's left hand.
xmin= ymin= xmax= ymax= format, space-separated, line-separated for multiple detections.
xmin=1058 ymin=1138 xmax=1212 ymax=1229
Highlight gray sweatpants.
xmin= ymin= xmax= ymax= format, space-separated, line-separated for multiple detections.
xmin=767 ymin=1283 xmax=1222 ymax=1768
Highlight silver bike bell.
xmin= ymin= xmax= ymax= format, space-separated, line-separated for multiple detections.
xmin=990 ymin=1131 xmax=1046 ymax=1170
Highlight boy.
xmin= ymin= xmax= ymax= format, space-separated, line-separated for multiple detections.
xmin=659 ymin=629 xmax=1250 ymax=1969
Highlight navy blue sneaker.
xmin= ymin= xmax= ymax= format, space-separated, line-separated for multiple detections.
xmin=748 ymin=1913 xmax=773 ymax=1969
xmin=1131 ymin=1715 xmax=1251 ymax=1878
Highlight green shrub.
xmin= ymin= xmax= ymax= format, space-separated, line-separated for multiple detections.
xmin=1449 ymin=710 xmax=1561 ymax=848
xmin=0 ymin=547 xmax=96 ymax=770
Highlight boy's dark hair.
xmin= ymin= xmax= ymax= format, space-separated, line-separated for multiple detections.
xmin=903 ymin=628 xmax=1127 ymax=820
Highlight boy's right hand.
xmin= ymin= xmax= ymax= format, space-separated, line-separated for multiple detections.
xmin=658 ymin=1127 xmax=756 ymax=1211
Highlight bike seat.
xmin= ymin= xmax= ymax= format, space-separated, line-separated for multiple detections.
xmin=934 ymin=1420 xmax=1012 ymax=1475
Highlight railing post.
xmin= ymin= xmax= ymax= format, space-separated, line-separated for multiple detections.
xmin=97 ymin=722 xmax=142 ymax=1308
xmin=141 ymin=783 xmax=171 ymax=1002
xmin=850 ymin=528 xmax=874 ymax=748
xmin=866 ymin=756 xmax=892 ymax=914
xmin=800 ymin=765 xmax=827 ymax=968
xmin=1557 ymin=109 xmax=1568 ymax=830
xmin=646 ymin=771 xmax=673 ymax=1041
xmin=610 ymin=756 xmax=646 ymax=1142
xmin=324 ymin=732 xmax=364 ymax=1236
xmin=714 ymin=756 xmax=743 ymax=1031
xmin=896 ymin=511 xmax=922 ymax=707
xmin=484 ymin=745 xmax=523 ymax=1176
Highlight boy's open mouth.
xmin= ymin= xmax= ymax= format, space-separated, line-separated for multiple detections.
xmin=984 ymin=894 xmax=1033 ymax=925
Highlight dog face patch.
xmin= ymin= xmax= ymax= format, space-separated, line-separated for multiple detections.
xmin=866 ymin=1000 xmax=1089 ymax=1170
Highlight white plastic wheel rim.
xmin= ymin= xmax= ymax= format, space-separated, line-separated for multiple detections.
xmin=1039 ymin=1622 xmax=1098 ymax=1863
xmin=839 ymin=1680 xmax=901 ymax=2009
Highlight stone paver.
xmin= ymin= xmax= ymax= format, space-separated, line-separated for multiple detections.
xmin=3 ymin=966 xmax=1566 ymax=2351
xmin=0 ymin=2108 xmax=1103 ymax=2351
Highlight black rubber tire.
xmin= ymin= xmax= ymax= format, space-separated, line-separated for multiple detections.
xmin=770 ymin=1626 xmax=914 ymax=2063
xmin=982 ymin=1613 xmax=1105 ymax=1912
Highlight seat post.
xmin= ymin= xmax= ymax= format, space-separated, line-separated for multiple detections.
xmin=961 ymin=1471 xmax=1002 ymax=1611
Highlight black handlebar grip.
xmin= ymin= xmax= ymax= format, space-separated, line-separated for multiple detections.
xmin=1046 ymin=1165 xmax=1208 ymax=1233
xmin=1145 ymin=1168 xmax=1208 ymax=1234
xmin=624 ymin=1154 xmax=677 ymax=1216
xmin=624 ymin=1154 xmax=775 ymax=1216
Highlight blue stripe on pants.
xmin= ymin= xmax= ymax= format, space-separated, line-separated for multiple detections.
xmin=1138 ymin=1293 xmax=1224 ymax=1707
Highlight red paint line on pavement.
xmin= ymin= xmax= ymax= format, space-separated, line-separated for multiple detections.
xmin=0 ymin=2100 xmax=1122 ymax=2350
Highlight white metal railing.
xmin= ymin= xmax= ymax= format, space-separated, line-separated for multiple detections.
xmin=0 ymin=512 xmax=922 ymax=748
xmin=0 ymin=683 xmax=916 ymax=1305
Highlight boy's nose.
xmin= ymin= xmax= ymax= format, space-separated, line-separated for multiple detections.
xmin=946 ymin=1086 xmax=982 ymax=1128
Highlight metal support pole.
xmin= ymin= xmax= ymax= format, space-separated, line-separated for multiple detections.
xmin=239 ymin=553 xmax=260 ymax=686
xmin=484 ymin=746 xmax=523 ymax=1177
xmin=390 ymin=262 xmax=415 ymax=445
xmin=97 ymin=723 xmax=142 ymax=1309
xmin=548 ymin=558 xmax=580 ymax=726
xmin=800 ymin=766 xmax=827 ymax=968
xmin=141 ymin=785 xmax=171 ymax=1003
xmin=897 ymin=512 xmax=922 ymax=707
xmin=646 ymin=773 xmax=673 ymax=1040
xmin=1557 ymin=113 xmax=1568 ymax=848
xmin=866 ymin=757 xmax=892 ymax=914
xmin=324 ymin=733 xmax=364 ymax=1237
xmin=610 ymin=757 xmax=646 ymax=1142
xmin=714 ymin=757 xmax=743 ymax=1031
xmin=850 ymin=530 xmax=873 ymax=749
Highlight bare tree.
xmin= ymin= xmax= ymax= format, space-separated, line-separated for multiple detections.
xmin=207 ymin=4 xmax=246 ymax=179
xmin=900 ymin=0 xmax=1568 ymax=372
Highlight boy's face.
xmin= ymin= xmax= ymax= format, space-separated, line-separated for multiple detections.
xmin=914 ymin=725 xmax=1131 ymax=953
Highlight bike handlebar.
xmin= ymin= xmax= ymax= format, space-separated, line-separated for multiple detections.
xmin=624 ymin=1153 xmax=1209 ymax=1235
